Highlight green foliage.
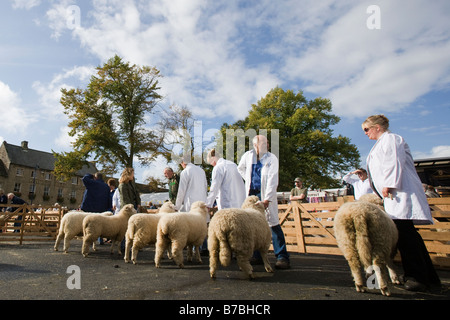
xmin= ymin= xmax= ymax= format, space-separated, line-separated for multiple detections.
xmin=220 ymin=87 xmax=360 ymax=190
xmin=54 ymin=55 xmax=163 ymax=180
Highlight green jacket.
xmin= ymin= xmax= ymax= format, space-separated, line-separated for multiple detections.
xmin=119 ymin=180 xmax=141 ymax=209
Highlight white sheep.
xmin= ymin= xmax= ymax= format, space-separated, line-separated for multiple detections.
xmin=82 ymin=204 xmax=136 ymax=257
xmin=208 ymin=195 xmax=274 ymax=280
xmin=154 ymin=201 xmax=208 ymax=268
xmin=124 ymin=201 xmax=176 ymax=264
xmin=334 ymin=193 xmax=400 ymax=296
xmin=54 ymin=211 xmax=113 ymax=253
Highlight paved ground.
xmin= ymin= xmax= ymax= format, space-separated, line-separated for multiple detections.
xmin=0 ymin=239 xmax=449 ymax=316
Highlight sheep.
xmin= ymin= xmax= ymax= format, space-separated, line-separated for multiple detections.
xmin=124 ymin=201 xmax=176 ymax=264
xmin=334 ymin=193 xmax=400 ymax=296
xmin=54 ymin=211 xmax=113 ymax=253
xmin=154 ymin=201 xmax=208 ymax=268
xmin=81 ymin=204 xmax=136 ymax=257
xmin=208 ymin=195 xmax=274 ymax=280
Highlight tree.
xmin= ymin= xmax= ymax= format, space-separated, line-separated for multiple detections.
xmin=219 ymin=87 xmax=360 ymax=190
xmin=53 ymin=55 xmax=163 ymax=179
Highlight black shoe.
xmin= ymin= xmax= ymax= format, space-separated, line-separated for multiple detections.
xmin=404 ymin=279 xmax=427 ymax=292
xmin=275 ymin=258 xmax=290 ymax=269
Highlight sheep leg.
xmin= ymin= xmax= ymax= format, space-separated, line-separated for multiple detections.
xmin=343 ymin=250 xmax=366 ymax=293
xmin=259 ymin=251 xmax=274 ymax=273
xmin=193 ymin=245 xmax=202 ymax=264
xmin=208 ymin=234 xmax=219 ymax=279
xmin=171 ymin=240 xmax=185 ymax=268
xmin=63 ymin=236 xmax=73 ymax=253
xmin=371 ymin=261 xmax=391 ymax=296
xmin=386 ymin=259 xmax=400 ymax=284
xmin=236 ymin=253 xmax=254 ymax=280
xmin=186 ymin=245 xmax=193 ymax=262
xmin=131 ymin=242 xmax=144 ymax=264
xmin=54 ymin=232 xmax=64 ymax=251
xmin=155 ymin=236 xmax=169 ymax=268
xmin=124 ymin=238 xmax=132 ymax=263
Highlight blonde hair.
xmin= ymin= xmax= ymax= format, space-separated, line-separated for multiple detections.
xmin=362 ymin=114 xmax=390 ymax=131
xmin=119 ymin=167 xmax=134 ymax=184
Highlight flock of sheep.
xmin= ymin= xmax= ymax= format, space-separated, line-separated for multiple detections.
xmin=54 ymin=196 xmax=274 ymax=280
xmin=54 ymin=193 xmax=400 ymax=296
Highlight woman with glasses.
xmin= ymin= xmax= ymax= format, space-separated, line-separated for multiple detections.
xmin=362 ymin=114 xmax=441 ymax=292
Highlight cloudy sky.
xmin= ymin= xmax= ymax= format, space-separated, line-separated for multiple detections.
xmin=1 ymin=0 xmax=450 ymax=185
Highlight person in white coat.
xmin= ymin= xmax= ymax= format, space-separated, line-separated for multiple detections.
xmin=175 ymin=158 xmax=208 ymax=215
xmin=206 ymin=149 xmax=246 ymax=210
xmin=342 ymin=168 xmax=373 ymax=200
xmin=363 ymin=114 xmax=440 ymax=291
xmin=238 ymin=135 xmax=290 ymax=269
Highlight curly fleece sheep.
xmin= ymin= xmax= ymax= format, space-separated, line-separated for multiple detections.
xmin=154 ymin=201 xmax=208 ymax=268
xmin=208 ymin=195 xmax=273 ymax=279
xmin=124 ymin=201 xmax=176 ymax=264
xmin=334 ymin=193 xmax=400 ymax=296
xmin=82 ymin=204 xmax=136 ymax=257
xmin=54 ymin=211 xmax=112 ymax=253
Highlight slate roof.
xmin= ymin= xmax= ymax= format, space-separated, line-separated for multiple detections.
xmin=1 ymin=141 xmax=97 ymax=177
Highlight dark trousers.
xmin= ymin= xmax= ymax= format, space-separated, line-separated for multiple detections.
xmin=394 ymin=220 xmax=441 ymax=286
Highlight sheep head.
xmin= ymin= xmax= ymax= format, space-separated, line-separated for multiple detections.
xmin=159 ymin=201 xmax=176 ymax=213
xmin=118 ymin=204 xmax=137 ymax=217
xmin=358 ymin=193 xmax=384 ymax=209
xmin=241 ymin=196 xmax=265 ymax=214
xmin=190 ymin=201 xmax=208 ymax=217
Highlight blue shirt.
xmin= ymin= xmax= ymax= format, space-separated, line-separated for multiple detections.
xmin=250 ymin=160 xmax=262 ymax=191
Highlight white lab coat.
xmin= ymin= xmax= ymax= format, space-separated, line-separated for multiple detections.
xmin=238 ymin=149 xmax=279 ymax=227
xmin=342 ymin=173 xmax=373 ymax=200
xmin=206 ymin=158 xmax=246 ymax=210
xmin=366 ymin=132 xmax=433 ymax=225
xmin=175 ymin=163 xmax=208 ymax=216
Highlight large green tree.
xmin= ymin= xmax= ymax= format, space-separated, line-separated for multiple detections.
xmin=220 ymin=87 xmax=360 ymax=190
xmin=54 ymin=55 xmax=163 ymax=179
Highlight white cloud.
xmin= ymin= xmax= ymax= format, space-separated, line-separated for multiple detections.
xmin=32 ymin=65 xmax=95 ymax=120
xmin=45 ymin=0 xmax=78 ymax=39
xmin=414 ymin=145 xmax=450 ymax=160
xmin=11 ymin=0 xmax=41 ymax=10
xmin=282 ymin=0 xmax=450 ymax=118
xmin=0 ymin=81 xmax=36 ymax=133
xmin=63 ymin=0 xmax=280 ymax=121
xmin=54 ymin=126 xmax=76 ymax=150
xmin=139 ymin=154 xmax=171 ymax=184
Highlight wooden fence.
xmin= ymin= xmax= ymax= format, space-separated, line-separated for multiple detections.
xmin=0 ymin=204 xmax=64 ymax=244
xmin=278 ymin=197 xmax=450 ymax=269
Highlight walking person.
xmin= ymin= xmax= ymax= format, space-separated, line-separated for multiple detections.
xmin=363 ymin=114 xmax=441 ymax=291
xmin=238 ymin=135 xmax=290 ymax=269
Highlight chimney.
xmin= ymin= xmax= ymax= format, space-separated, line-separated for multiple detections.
xmin=21 ymin=141 xmax=29 ymax=150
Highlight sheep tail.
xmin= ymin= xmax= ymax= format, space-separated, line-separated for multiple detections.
xmin=219 ymin=238 xmax=232 ymax=267
xmin=353 ymin=213 xmax=372 ymax=268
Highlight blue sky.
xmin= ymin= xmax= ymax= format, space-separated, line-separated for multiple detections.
xmin=1 ymin=0 xmax=450 ymax=185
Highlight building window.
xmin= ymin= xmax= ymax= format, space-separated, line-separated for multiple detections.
xmin=14 ymin=183 xmax=21 ymax=193
xmin=16 ymin=168 xmax=24 ymax=176
xmin=45 ymin=172 xmax=52 ymax=181
xmin=44 ymin=186 xmax=50 ymax=196
xmin=58 ymin=188 xmax=63 ymax=197
xmin=70 ymin=190 xmax=77 ymax=199
xmin=71 ymin=177 xmax=78 ymax=185
xmin=31 ymin=170 xmax=37 ymax=178
xmin=29 ymin=184 xmax=36 ymax=193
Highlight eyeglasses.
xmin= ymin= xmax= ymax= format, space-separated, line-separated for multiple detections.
xmin=363 ymin=127 xmax=371 ymax=132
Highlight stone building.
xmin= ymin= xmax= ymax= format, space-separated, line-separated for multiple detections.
xmin=0 ymin=141 xmax=97 ymax=209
